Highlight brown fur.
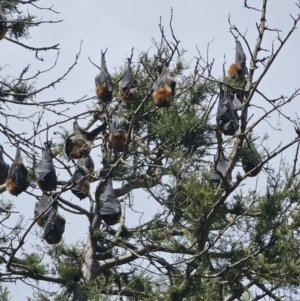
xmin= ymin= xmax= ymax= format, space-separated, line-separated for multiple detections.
xmin=5 ymin=177 xmax=22 ymax=196
xmin=70 ymin=143 xmax=91 ymax=159
xmin=109 ymin=132 xmax=128 ymax=152
xmin=153 ymin=86 xmax=172 ymax=107
xmin=96 ymin=83 xmax=111 ymax=101
xmin=119 ymin=88 xmax=136 ymax=103
xmin=81 ymin=180 xmax=90 ymax=194
xmin=228 ymin=63 xmax=243 ymax=81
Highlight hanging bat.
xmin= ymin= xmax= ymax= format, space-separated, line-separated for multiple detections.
xmin=0 ymin=5 xmax=7 ymax=41
xmin=34 ymin=142 xmax=57 ymax=192
xmin=71 ymin=156 xmax=94 ymax=200
xmin=43 ymin=201 xmax=65 ymax=245
xmin=5 ymin=145 xmax=29 ymax=196
xmin=228 ymin=40 xmax=248 ymax=82
xmin=209 ymin=149 xmax=229 ymax=182
xmin=109 ymin=116 xmax=130 ymax=152
xmin=153 ymin=64 xmax=176 ymax=107
xmin=216 ymin=88 xmax=239 ymax=136
xmin=34 ymin=193 xmax=52 ymax=228
xmin=240 ymin=134 xmax=262 ymax=177
xmin=0 ymin=145 xmax=9 ymax=185
xmin=119 ymin=58 xmax=139 ymax=103
xmin=95 ymin=49 xmax=113 ymax=102
xmin=64 ymin=119 xmax=106 ymax=160
xmin=98 ymin=179 xmax=121 ymax=226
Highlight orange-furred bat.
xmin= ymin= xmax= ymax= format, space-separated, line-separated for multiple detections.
xmin=0 ymin=5 xmax=7 ymax=41
xmin=217 ymin=88 xmax=239 ymax=136
xmin=0 ymin=145 xmax=9 ymax=185
xmin=98 ymin=179 xmax=121 ymax=226
xmin=95 ymin=50 xmax=113 ymax=102
xmin=228 ymin=40 xmax=248 ymax=82
xmin=34 ymin=193 xmax=52 ymax=228
xmin=5 ymin=145 xmax=29 ymax=196
xmin=64 ymin=120 xmax=106 ymax=160
xmin=209 ymin=149 xmax=229 ymax=182
xmin=71 ymin=156 xmax=94 ymax=200
xmin=240 ymin=134 xmax=262 ymax=177
xmin=43 ymin=201 xmax=65 ymax=245
xmin=109 ymin=117 xmax=130 ymax=152
xmin=119 ymin=58 xmax=138 ymax=103
xmin=153 ymin=64 xmax=176 ymax=107
xmin=34 ymin=142 xmax=57 ymax=192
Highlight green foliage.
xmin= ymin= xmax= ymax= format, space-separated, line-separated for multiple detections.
xmin=13 ymin=253 xmax=46 ymax=277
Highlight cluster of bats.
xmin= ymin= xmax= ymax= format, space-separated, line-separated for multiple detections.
xmin=0 ymin=46 xmax=177 ymax=245
xmin=0 ymin=12 xmax=260 ymax=243
xmin=209 ymin=40 xmax=262 ymax=182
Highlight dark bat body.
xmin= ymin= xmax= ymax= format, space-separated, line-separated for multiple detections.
xmin=217 ymin=89 xmax=239 ymax=136
xmin=240 ymin=135 xmax=262 ymax=177
xmin=153 ymin=65 xmax=176 ymax=107
xmin=0 ymin=5 xmax=7 ymax=41
xmin=64 ymin=120 xmax=106 ymax=160
xmin=95 ymin=50 xmax=113 ymax=102
xmin=209 ymin=149 xmax=229 ymax=182
xmin=71 ymin=156 xmax=94 ymax=200
xmin=34 ymin=142 xmax=57 ymax=192
xmin=228 ymin=40 xmax=248 ymax=82
xmin=0 ymin=145 xmax=9 ymax=185
xmin=109 ymin=117 xmax=130 ymax=152
xmin=119 ymin=58 xmax=138 ymax=103
xmin=98 ymin=179 xmax=121 ymax=226
xmin=43 ymin=201 xmax=65 ymax=245
xmin=5 ymin=145 xmax=29 ymax=196
xmin=34 ymin=193 xmax=52 ymax=228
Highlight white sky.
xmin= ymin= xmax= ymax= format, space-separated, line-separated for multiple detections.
xmin=1 ymin=0 xmax=300 ymax=299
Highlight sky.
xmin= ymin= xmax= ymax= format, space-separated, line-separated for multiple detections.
xmin=1 ymin=0 xmax=300 ymax=299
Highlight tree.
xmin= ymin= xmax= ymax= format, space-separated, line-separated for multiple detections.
xmin=1 ymin=0 xmax=300 ymax=300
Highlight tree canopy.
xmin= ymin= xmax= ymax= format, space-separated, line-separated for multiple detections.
xmin=1 ymin=1 xmax=300 ymax=300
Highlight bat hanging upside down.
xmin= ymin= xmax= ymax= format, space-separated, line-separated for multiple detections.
xmin=5 ymin=145 xmax=29 ymax=196
xmin=153 ymin=64 xmax=176 ymax=107
xmin=109 ymin=117 xmax=130 ymax=152
xmin=95 ymin=49 xmax=113 ymax=103
xmin=228 ymin=40 xmax=248 ymax=82
xmin=43 ymin=200 xmax=66 ymax=245
xmin=96 ymin=179 xmax=121 ymax=226
xmin=34 ymin=193 xmax=52 ymax=228
xmin=64 ymin=119 xmax=106 ymax=160
xmin=216 ymin=88 xmax=239 ymax=136
xmin=34 ymin=142 xmax=57 ymax=192
xmin=71 ymin=156 xmax=95 ymax=200
xmin=119 ymin=58 xmax=139 ymax=103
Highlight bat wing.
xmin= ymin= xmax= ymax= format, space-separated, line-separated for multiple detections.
xmin=0 ymin=145 xmax=9 ymax=184
xmin=209 ymin=150 xmax=229 ymax=181
xmin=235 ymin=41 xmax=246 ymax=64
xmin=34 ymin=161 xmax=55 ymax=180
xmin=43 ymin=202 xmax=66 ymax=244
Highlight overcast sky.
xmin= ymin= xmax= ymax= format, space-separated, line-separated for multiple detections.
xmin=1 ymin=0 xmax=300 ymax=299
